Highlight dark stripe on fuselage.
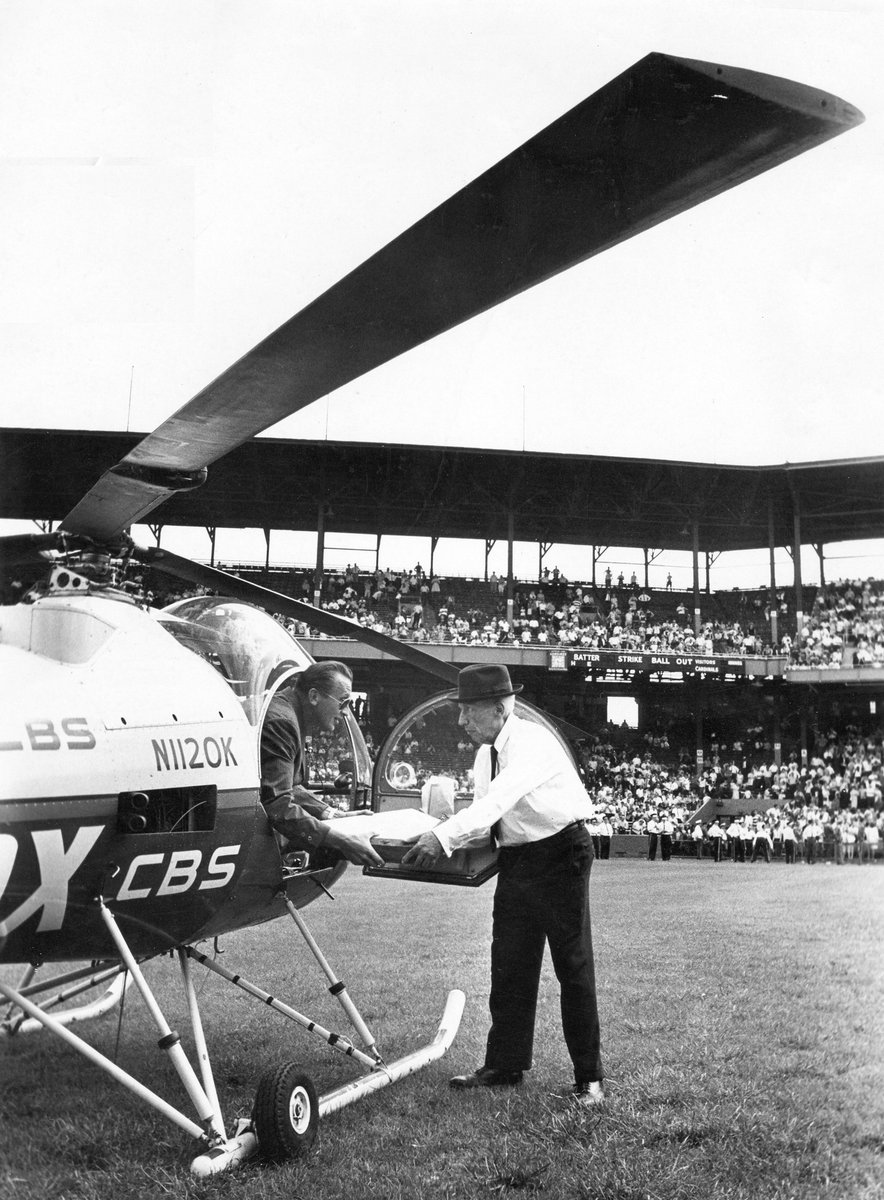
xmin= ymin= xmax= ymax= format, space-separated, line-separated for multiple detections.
xmin=0 ymin=787 xmax=264 ymax=964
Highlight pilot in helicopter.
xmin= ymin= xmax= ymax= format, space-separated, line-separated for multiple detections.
xmin=260 ymin=660 xmax=384 ymax=868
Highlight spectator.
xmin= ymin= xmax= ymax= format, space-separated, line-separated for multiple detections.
xmin=707 ymin=819 xmax=726 ymax=862
xmin=801 ymin=816 xmax=824 ymax=864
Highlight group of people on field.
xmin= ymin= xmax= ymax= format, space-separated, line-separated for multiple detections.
xmin=684 ymin=811 xmax=881 ymax=864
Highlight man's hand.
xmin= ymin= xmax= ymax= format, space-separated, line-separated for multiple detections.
xmin=325 ymin=826 xmax=385 ymax=867
xmin=401 ymin=831 xmax=445 ymax=869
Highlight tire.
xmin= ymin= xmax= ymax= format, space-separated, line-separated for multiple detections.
xmin=252 ymin=1063 xmax=318 ymax=1161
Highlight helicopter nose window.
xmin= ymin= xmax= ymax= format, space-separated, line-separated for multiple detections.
xmin=160 ymin=597 xmax=372 ymax=808
xmin=160 ymin=597 xmax=314 ymax=726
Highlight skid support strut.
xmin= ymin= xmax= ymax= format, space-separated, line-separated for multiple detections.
xmin=185 ymin=946 xmax=380 ymax=1070
xmin=284 ymin=897 xmax=382 ymax=1062
xmin=97 ymin=899 xmax=224 ymax=1142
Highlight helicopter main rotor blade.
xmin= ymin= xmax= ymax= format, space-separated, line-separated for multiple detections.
xmin=138 ymin=546 xmax=461 ymax=685
xmin=62 ymin=52 xmax=862 ymax=541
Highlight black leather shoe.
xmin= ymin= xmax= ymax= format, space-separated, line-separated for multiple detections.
xmin=572 ymin=1080 xmax=605 ymax=1107
xmin=449 ymin=1066 xmax=523 ymax=1089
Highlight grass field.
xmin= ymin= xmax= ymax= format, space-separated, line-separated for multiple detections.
xmin=2 ymin=859 xmax=883 ymax=1200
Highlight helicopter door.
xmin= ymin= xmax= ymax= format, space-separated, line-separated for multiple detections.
xmin=363 ymin=689 xmax=497 ymax=886
xmin=364 ymin=691 xmax=583 ymax=886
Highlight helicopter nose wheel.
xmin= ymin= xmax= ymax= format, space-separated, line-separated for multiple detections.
xmin=252 ymin=1063 xmax=318 ymax=1161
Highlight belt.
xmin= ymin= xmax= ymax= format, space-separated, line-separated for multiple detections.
xmin=498 ymin=819 xmax=588 ymax=853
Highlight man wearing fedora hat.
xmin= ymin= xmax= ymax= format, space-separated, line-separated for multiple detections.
xmin=402 ymin=663 xmax=604 ymax=1107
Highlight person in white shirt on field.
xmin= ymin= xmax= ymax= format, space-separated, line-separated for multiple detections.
xmin=859 ymin=818 xmax=880 ymax=864
xmin=707 ymin=819 xmax=726 ymax=862
xmin=691 ymin=822 xmax=705 ymax=858
xmin=659 ymin=812 xmax=675 ymax=861
xmin=801 ymin=817 xmax=824 ymax=864
xmin=751 ymin=821 xmax=773 ymax=863
xmin=646 ymin=813 xmax=661 ymax=860
xmin=726 ymin=817 xmax=745 ymax=863
xmin=402 ymin=664 xmax=604 ymax=1107
xmin=777 ymin=818 xmax=797 ymax=865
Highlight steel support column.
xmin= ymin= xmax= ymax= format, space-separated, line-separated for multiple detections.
xmin=791 ymin=486 xmax=804 ymax=642
xmin=768 ymin=499 xmax=778 ymax=649
xmin=484 ymin=540 xmax=496 ymax=583
xmin=538 ymin=541 xmax=552 ymax=584
xmin=691 ymin=520 xmax=701 ymax=634
xmin=694 ymin=701 xmax=704 ymax=781
xmin=314 ymin=503 xmax=326 ymax=606
xmin=506 ymin=511 xmax=515 ymax=624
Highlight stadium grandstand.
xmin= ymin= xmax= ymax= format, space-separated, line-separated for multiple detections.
xmin=2 ymin=428 xmax=883 ymax=865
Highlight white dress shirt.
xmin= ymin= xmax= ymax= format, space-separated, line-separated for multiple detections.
xmin=433 ymin=712 xmax=591 ymax=856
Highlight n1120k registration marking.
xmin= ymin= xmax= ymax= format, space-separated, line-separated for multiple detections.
xmin=152 ymin=736 xmax=238 ymax=772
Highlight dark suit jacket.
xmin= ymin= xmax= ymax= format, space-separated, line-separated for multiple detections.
xmin=260 ymin=690 xmax=332 ymax=849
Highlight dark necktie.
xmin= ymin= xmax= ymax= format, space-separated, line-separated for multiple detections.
xmin=489 ymin=745 xmax=501 ymax=847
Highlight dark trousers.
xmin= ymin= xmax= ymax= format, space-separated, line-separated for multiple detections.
xmin=660 ymin=834 xmax=672 ymax=861
xmin=784 ymin=841 xmax=796 ymax=864
xmin=599 ymin=835 xmax=611 ymax=860
xmin=485 ymin=824 xmax=602 ymax=1085
xmin=647 ymin=832 xmax=658 ymax=860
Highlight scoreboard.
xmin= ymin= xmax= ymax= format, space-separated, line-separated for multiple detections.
xmin=548 ymin=649 xmax=784 ymax=679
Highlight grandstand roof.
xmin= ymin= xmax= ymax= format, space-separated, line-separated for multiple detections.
xmin=3 ymin=428 xmax=884 ymax=554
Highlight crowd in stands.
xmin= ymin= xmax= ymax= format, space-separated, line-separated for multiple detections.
xmin=249 ymin=563 xmax=774 ymax=658
xmin=212 ymin=563 xmax=884 ymax=671
xmin=790 ymin=578 xmax=884 ymax=669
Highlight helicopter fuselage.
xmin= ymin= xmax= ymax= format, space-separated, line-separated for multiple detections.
xmin=0 ymin=593 xmax=342 ymax=964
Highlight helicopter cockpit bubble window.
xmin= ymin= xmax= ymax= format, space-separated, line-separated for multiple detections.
xmin=373 ymin=691 xmax=576 ymax=816
xmin=159 ymin=597 xmax=372 ymax=809
xmin=159 ymin=597 xmax=314 ymax=727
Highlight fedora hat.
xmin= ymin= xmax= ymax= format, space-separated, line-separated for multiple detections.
xmin=455 ymin=663 xmax=523 ymax=703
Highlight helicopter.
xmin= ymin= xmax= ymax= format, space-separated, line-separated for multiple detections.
xmin=0 ymin=52 xmax=863 ymax=1175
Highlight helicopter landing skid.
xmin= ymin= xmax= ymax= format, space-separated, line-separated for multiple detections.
xmin=0 ymin=959 xmax=133 ymax=1036
xmin=0 ymin=897 xmax=465 ymax=1177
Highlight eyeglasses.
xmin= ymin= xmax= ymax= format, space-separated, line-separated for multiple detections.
xmin=318 ymin=690 xmax=352 ymax=712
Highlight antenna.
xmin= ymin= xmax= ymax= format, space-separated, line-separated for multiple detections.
xmin=126 ymin=365 xmax=135 ymax=432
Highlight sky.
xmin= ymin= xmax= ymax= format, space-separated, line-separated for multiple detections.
xmin=1 ymin=0 xmax=882 ymax=589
